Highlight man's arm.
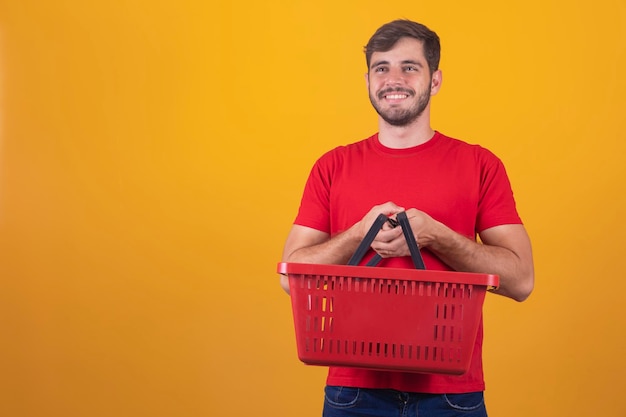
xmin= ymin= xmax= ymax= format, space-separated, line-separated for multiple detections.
xmin=429 ymin=223 xmax=534 ymax=301
xmin=280 ymin=225 xmax=353 ymax=293
xmin=280 ymin=202 xmax=405 ymax=294
xmin=371 ymin=209 xmax=534 ymax=301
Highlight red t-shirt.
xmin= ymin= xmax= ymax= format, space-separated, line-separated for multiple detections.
xmin=293 ymin=131 xmax=522 ymax=393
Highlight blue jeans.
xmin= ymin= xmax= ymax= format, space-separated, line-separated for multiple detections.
xmin=323 ymin=386 xmax=488 ymax=417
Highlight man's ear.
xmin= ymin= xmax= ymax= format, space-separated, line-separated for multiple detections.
xmin=430 ymin=69 xmax=443 ymax=95
xmin=364 ymin=72 xmax=369 ymax=90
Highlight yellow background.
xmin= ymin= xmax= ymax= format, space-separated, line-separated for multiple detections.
xmin=1 ymin=1 xmax=624 ymax=416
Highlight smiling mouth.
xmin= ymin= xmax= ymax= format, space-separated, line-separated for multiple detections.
xmin=384 ymin=94 xmax=409 ymax=99
xmin=379 ymin=89 xmax=413 ymax=100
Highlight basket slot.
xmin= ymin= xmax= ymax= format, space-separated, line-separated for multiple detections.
xmin=422 ymin=282 xmax=431 ymax=296
xmin=315 ymin=276 xmax=328 ymax=290
xmin=320 ymin=316 xmax=333 ymax=332
xmin=434 ymin=303 xmax=462 ymax=321
xmin=434 ymin=325 xmax=444 ymax=342
xmin=329 ymin=278 xmax=335 ymax=290
xmin=307 ymin=294 xmax=333 ymax=312
xmin=335 ymin=276 xmax=344 ymax=291
xmin=321 ymin=296 xmax=334 ymax=312
xmin=305 ymin=315 xmax=335 ymax=333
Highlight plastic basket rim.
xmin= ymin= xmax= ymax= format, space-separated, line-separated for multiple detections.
xmin=278 ymin=262 xmax=499 ymax=287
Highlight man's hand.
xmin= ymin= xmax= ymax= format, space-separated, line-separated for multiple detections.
xmin=370 ymin=208 xmax=438 ymax=258
xmin=356 ymin=201 xmax=406 ymax=240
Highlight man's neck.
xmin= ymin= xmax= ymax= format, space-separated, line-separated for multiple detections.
xmin=377 ymin=116 xmax=435 ymax=149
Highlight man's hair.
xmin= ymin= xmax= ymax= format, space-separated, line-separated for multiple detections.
xmin=364 ymin=19 xmax=441 ymax=74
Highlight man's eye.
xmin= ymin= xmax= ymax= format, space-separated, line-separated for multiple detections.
xmin=405 ymin=66 xmax=418 ymax=72
xmin=374 ymin=67 xmax=387 ymax=73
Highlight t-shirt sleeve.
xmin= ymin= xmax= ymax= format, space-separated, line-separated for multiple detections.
xmin=476 ymin=150 xmax=522 ymax=232
xmin=293 ymin=152 xmax=334 ymax=233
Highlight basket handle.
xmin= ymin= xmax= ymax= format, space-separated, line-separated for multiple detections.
xmin=347 ymin=211 xmax=426 ymax=270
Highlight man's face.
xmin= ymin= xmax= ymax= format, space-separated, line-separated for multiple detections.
xmin=366 ymin=37 xmax=441 ymax=126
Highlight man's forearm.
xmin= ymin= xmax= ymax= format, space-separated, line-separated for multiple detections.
xmin=280 ymin=224 xmax=365 ymax=294
xmin=285 ymin=224 xmax=362 ymax=265
xmin=428 ymin=222 xmax=534 ymax=301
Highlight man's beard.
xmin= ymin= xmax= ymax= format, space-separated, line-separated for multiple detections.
xmin=369 ymin=86 xmax=431 ymax=127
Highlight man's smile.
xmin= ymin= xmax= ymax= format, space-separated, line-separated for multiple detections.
xmin=378 ymin=88 xmax=414 ymax=101
xmin=385 ymin=93 xmax=409 ymax=100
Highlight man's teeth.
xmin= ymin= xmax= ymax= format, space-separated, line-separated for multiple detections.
xmin=386 ymin=94 xmax=407 ymax=99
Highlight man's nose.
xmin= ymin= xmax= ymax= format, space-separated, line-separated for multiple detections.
xmin=385 ymin=68 xmax=406 ymax=85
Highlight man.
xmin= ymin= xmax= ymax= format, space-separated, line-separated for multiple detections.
xmin=280 ymin=19 xmax=534 ymax=417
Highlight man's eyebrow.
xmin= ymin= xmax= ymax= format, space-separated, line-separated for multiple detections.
xmin=370 ymin=59 xmax=424 ymax=69
xmin=370 ymin=59 xmax=390 ymax=69
xmin=402 ymin=60 xmax=423 ymax=66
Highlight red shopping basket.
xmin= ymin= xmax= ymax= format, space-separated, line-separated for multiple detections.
xmin=279 ymin=212 xmax=498 ymax=375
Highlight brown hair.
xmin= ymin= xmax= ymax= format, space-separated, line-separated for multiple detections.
xmin=364 ymin=19 xmax=441 ymax=74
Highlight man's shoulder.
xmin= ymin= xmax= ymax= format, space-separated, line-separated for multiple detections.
xmin=437 ymin=131 xmax=477 ymax=148
xmin=317 ymin=134 xmax=374 ymax=159
xmin=437 ymin=131 xmax=498 ymax=158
